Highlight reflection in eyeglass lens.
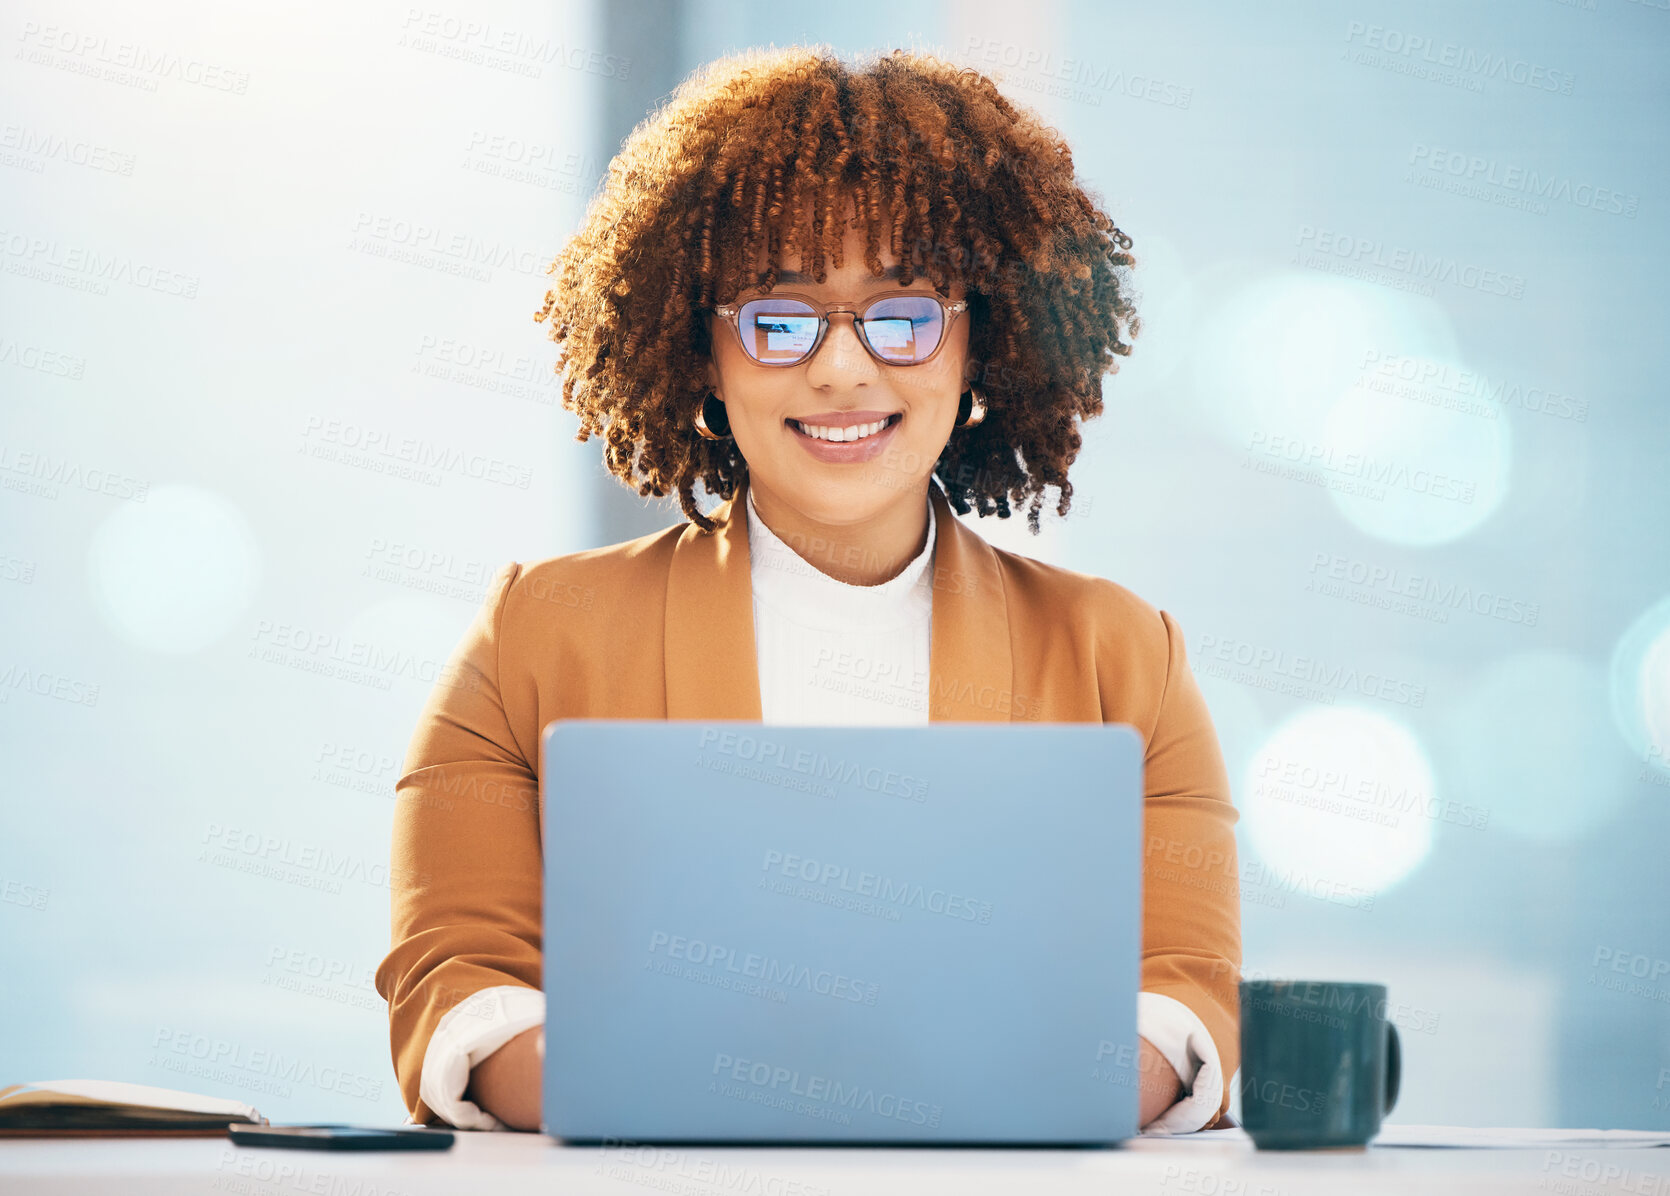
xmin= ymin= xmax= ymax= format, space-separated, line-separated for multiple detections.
xmin=865 ymin=297 xmax=942 ymax=363
xmin=863 ymin=317 xmax=917 ymax=358
xmin=749 ymin=311 xmax=818 ymax=362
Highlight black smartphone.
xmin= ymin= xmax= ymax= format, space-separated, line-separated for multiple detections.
xmin=227 ymin=1123 xmax=455 ymax=1151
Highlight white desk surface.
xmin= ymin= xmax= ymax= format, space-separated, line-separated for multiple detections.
xmin=2 ymin=1129 xmax=1666 ymax=1195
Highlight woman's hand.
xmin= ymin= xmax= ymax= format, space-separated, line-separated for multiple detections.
xmin=464 ymin=1025 xmax=544 ymax=1131
xmin=1136 ymin=1035 xmax=1185 ymax=1129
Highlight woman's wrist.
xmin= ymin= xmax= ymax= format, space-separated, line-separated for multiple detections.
xmin=1136 ymin=1035 xmax=1185 ymax=1127
xmin=464 ymin=1024 xmax=544 ymax=1130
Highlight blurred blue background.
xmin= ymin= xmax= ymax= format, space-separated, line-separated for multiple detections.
xmin=2 ymin=0 xmax=1666 ymax=1129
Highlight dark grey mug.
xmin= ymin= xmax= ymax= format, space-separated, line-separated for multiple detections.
xmin=1238 ymin=979 xmax=1401 ymax=1149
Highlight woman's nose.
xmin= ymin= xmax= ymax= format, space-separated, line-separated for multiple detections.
xmin=806 ymin=311 xmax=879 ymax=382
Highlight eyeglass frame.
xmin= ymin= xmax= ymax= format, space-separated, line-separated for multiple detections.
xmin=711 ymin=288 xmax=969 ymax=369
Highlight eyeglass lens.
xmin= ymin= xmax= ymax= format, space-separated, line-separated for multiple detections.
xmin=735 ymin=295 xmax=946 ymax=365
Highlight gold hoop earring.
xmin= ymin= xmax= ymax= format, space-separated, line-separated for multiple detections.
xmin=694 ymin=393 xmax=731 ymax=440
xmin=955 ymin=387 xmax=987 ymax=429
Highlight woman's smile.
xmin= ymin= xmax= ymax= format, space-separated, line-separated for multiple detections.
xmin=786 ymin=411 xmax=904 ymax=463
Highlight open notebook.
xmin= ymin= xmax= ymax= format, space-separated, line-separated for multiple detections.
xmin=0 ymin=1080 xmax=267 ymax=1136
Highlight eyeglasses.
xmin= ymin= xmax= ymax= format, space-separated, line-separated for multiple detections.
xmin=713 ymin=289 xmax=967 ymax=368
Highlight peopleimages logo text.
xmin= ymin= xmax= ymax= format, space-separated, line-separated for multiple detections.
xmin=760 ymin=850 xmax=993 ymax=923
xmin=712 ymin=1053 xmax=942 ymax=1127
xmin=698 ymin=729 xmax=928 ymax=801
xmin=647 ymin=932 xmax=879 ymax=1005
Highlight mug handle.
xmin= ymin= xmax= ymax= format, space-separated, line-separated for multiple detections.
xmin=1384 ymin=1021 xmax=1402 ymax=1116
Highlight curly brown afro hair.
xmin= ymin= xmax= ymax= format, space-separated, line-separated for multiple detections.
xmin=533 ymin=44 xmax=1139 ymax=534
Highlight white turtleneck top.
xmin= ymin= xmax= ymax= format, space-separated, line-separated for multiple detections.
xmin=415 ymin=487 xmax=1225 ymax=1135
xmin=745 ymin=484 xmax=936 ymax=726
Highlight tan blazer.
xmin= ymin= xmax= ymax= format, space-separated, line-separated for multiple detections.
xmin=375 ymin=474 xmax=1242 ymax=1128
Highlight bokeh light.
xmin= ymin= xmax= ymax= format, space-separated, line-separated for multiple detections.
xmin=1609 ymin=596 xmax=1670 ymax=780
xmin=1241 ymin=706 xmax=1436 ymax=897
xmin=87 ymin=484 xmax=263 ymax=654
xmin=1322 ymin=356 xmax=1512 ymax=547
xmin=1188 ymin=268 xmax=1458 ymax=449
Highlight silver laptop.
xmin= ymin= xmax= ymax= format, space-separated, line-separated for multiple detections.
xmin=540 ymin=720 xmax=1143 ymax=1144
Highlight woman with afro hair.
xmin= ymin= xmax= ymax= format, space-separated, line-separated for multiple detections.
xmin=375 ymin=44 xmax=1240 ymax=1137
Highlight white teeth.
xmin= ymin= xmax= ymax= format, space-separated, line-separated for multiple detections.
xmin=794 ymin=417 xmax=892 ymax=442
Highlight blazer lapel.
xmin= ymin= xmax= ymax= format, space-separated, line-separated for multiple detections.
xmin=662 ymin=473 xmax=1014 ymax=723
xmin=664 ymin=475 xmax=764 ymax=720
xmin=925 ymin=480 xmax=1014 ymax=722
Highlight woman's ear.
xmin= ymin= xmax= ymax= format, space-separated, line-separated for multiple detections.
xmin=703 ymin=353 xmax=721 ymax=398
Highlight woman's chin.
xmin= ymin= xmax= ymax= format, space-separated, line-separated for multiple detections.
xmin=752 ymin=470 xmax=930 ymax=527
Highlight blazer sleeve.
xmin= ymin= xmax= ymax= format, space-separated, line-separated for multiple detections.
xmin=1140 ymin=609 xmax=1242 ymax=1128
xmin=373 ymin=561 xmax=543 ymax=1125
